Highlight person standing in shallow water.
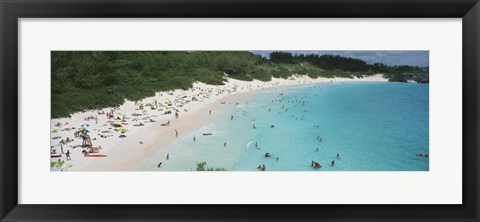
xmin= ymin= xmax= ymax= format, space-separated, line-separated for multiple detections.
xmin=193 ymin=135 xmax=196 ymax=141
xmin=331 ymin=160 xmax=335 ymax=167
xmin=336 ymin=153 xmax=340 ymax=159
xmin=166 ymin=154 xmax=170 ymax=160
xmin=231 ymin=115 xmax=234 ymax=120
xmin=175 ymin=129 xmax=178 ymax=137
xmin=224 ymin=142 xmax=227 ymax=147
xmin=261 ymin=164 xmax=266 ymax=171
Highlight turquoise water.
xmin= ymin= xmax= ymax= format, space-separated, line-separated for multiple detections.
xmin=136 ymin=82 xmax=429 ymax=171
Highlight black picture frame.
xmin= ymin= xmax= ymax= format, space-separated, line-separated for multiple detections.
xmin=1 ymin=0 xmax=479 ymax=221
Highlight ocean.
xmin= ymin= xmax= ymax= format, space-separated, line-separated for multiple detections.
xmin=136 ymin=82 xmax=429 ymax=171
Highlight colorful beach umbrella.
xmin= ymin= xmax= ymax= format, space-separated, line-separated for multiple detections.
xmin=51 ymin=129 xmax=60 ymax=133
xmin=119 ymin=128 xmax=128 ymax=133
xmin=51 ymin=161 xmax=65 ymax=168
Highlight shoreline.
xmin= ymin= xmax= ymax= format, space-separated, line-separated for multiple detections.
xmin=50 ymin=74 xmax=388 ymax=171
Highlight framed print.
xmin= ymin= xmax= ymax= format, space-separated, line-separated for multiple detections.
xmin=1 ymin=0 xmax=479 ymax=221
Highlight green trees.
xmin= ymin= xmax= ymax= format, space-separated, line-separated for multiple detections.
xmin=270 ymin=51 xmax=296 ymax=63
xmin=216 ymin=52 xmax=252 ymax=75
xmin=51 ymin=51 xmax=428 ymax=118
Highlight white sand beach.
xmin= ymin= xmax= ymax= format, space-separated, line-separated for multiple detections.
xmin=50 ymin=74 xmax=388 ymax=171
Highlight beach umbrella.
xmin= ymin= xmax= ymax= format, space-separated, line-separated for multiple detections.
xmin=51 ymin=129 xmax=60 ymax=133
xmin=133 ymin=118 xmax=139 ymax=121
xmin=119 ymin=128 xmax=128 ymax=133
xmin=101 ymin=123 xmax=108 ymax=127
xmin=51 ymin=161 xmax=64 ymax=168
xmin=101 ymin=125 xmax=110 ymax=131
xmin=78 ymin=127 xmax=87 ymax=132
xmin=81 ymin=124 xmax=90 ymax=128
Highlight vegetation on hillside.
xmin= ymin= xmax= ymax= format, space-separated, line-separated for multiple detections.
xmin=51 ymin=51 xmax=428 ymax=118
xmin=196 ymin=162 xmax=227 ymax=171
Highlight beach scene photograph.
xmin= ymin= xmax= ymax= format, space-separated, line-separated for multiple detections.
xmin=50 ymin=51 xmax=429 ymax=171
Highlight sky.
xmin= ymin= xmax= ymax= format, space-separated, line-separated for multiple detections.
xmin=252 ymin=51 xmax=429 ymax=67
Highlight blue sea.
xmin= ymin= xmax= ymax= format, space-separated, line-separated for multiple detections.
xmin=136 ymin=82 xmax=429 ymax=171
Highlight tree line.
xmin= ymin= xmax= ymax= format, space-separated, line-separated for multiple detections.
xmin=269 ymin=51 xmax=426 ymax=74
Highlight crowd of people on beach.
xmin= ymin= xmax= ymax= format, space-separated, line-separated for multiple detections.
xmin=52 ymin=80 xmax=292 ymax=170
